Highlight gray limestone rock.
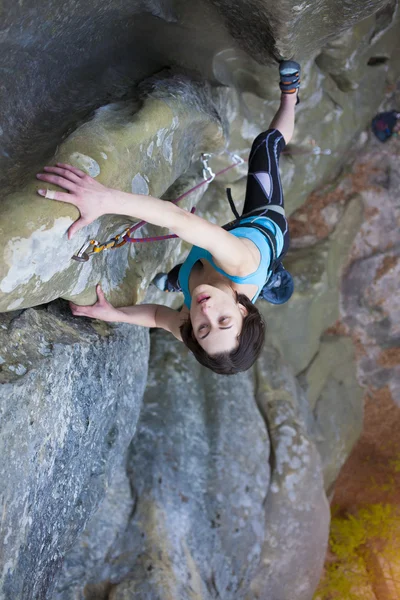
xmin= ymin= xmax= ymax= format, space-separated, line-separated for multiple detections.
xmin=299 ymin=335 xmax=364 ymax=492
xmin=1 ymin=0 xmax=391 ymax=191
xmin=209 ymin=0 xmax=391 ymax=62
xmin=1 ymin=1 xmax=398 ymax=599
xmin=56 ymin=330 xmax=270 ymax=599
xmin=52 ymin=461 xmax=134 ymax=600
xmin=260 ymin=196 xmax=364 ymax=375
xmin=0 ymin=305 xmax=149 ymax=600
xmin=341 ymin=138 xmax=400 ymax=405
xmin=53 ymin=331 xmax=334 ymax=600
xmin=315 ymin=3 xmax=398 ymax=92
xmin=0 ymin=74 xmax=227 ymax=313
xmin=247 ymin=344 xmax=330 ymax=600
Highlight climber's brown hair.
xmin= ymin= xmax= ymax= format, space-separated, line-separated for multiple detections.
xmin=180 ymin=292 xmax=265 ymax=375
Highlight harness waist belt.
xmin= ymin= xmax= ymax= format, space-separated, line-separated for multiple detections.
xmin=243 ymin=204 xmax=286 ymax=218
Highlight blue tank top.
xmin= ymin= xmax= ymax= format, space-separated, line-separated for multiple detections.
xmin=178 ymin=216 xmax=284 ymax=308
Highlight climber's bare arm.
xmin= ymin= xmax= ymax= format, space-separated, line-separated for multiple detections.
xmin=119 ymin=304 xmax=185 ymax=341
xmin=70 ymin=285 xmax=184 ymax=341
xmin=36 ymin=164 xmax=257 ymax=276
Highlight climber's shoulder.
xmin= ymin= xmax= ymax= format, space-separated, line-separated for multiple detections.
xmin=155 ymin=304 xmax=189 ymax=342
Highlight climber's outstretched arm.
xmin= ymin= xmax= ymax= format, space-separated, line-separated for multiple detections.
xmin=36 ymin=164 xmax=258 ymax=276
xmin=37 ymin=163 xmax=190 ymax=239
xmin=70 ymin=285 xmax=184 ymax=341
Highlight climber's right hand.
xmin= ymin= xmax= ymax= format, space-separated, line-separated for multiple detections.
xmin=70 ymin=284 xmax=120 ymax=322
xmin=36 ymin=163 xmax=115 ymax=239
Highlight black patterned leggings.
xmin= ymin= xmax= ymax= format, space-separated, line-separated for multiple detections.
xmin=166 ymin=128 xmax=290 ymax=290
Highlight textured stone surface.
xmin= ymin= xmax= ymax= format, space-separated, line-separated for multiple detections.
xmin=0 ymin=269 xmax=363 ymax=600
xmin=341 ymin=137 xmax=400 ymax=406
xmin=314 ymin=89 xmax=400 ymax=595
xmin=0 ymin=75 xmax=227 ymax=312
xmin=0 ymin=0 xmax=392 ymax=190
xmin=210 ymin=0 xmax=392 ymax=62
xmin=0 ymin=305 xmax=149 ymax=600
xmin=52 ymin=331 xmax=334 ymax=600
xmin=1 ymin=2 xmax=399 ymax=599
xmin=315 ymin=3 xmax=398 ymax=92
xmin=0 ymin=301 xmax=109 ymax=383
xmin=246 ymin=345 xmax=330 ymax=600
xmin=211 ymin=5 xmax=400 ymax=215
xmin=0 ymin=0 xmax=232 ymax=192
xmin=260 ymin=196 xmax=364 ymax=375
xmin=56 ymin=331 xmax=270 ymax=599
xmin=52 ymin=461 xmax=134 ymax=600
xmin=299 ymin=335 xmax=364 ymax=492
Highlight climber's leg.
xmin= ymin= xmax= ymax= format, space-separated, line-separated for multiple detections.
xmin=153 ymin=263 xmax=182 ymax=293
xmin=269 ymin=92 xmax=297 ymax=146
xmin=268 ymin=60 xmax=301 ymax=143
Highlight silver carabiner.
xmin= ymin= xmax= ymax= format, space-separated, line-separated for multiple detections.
xmin=201 ymin=153 xmax=215 ymax=182
xmin=71 ymin=240 xmax=97 ymax=262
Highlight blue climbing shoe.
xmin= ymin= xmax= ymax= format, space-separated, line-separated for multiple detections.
xmin=279 ymin=60 xmax=301 ymax=103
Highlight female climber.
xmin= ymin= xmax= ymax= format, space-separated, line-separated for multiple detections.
xmin=36 ymin=61 xmax=301 ymax=375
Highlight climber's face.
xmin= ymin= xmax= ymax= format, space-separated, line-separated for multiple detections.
xmin=190 ymin=284 xmax=248 ymax=355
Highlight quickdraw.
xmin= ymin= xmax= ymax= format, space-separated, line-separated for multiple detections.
xmin=71 ymin=141 xmax=331 ymax=262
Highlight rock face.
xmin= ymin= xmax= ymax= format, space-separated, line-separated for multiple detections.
xmin=1 ymin=167 xmax=367 ymax=596
xmin=247 ymin=346 xmax=330 ymax=600
xmin=0 ymin=305 xmax=149 ymax=599
xmin=341 ymin=138 xmax=400 ymax=405
xmin=0 ymin=75 xmax=227 ymax=312
xmin=1 ymin=1 xmax=399 ymax=599
xmin=0 ymin=0 xmax=392 ymax=192
xmin=53 ymin=331 xmax=330 ymax=600
xmin=49 ymin=177 xmax=372 ymax=596
xmin=300 ymin=335 xmax=364 ymax=493
xmin=209 ymin=0 xmax=391 ymax=61
xmin=260 ymin=197 xmax=364 ymax=375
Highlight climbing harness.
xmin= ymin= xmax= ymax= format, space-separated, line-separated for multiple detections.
xmin=71 ymin=144 xmax=330 ymax=262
